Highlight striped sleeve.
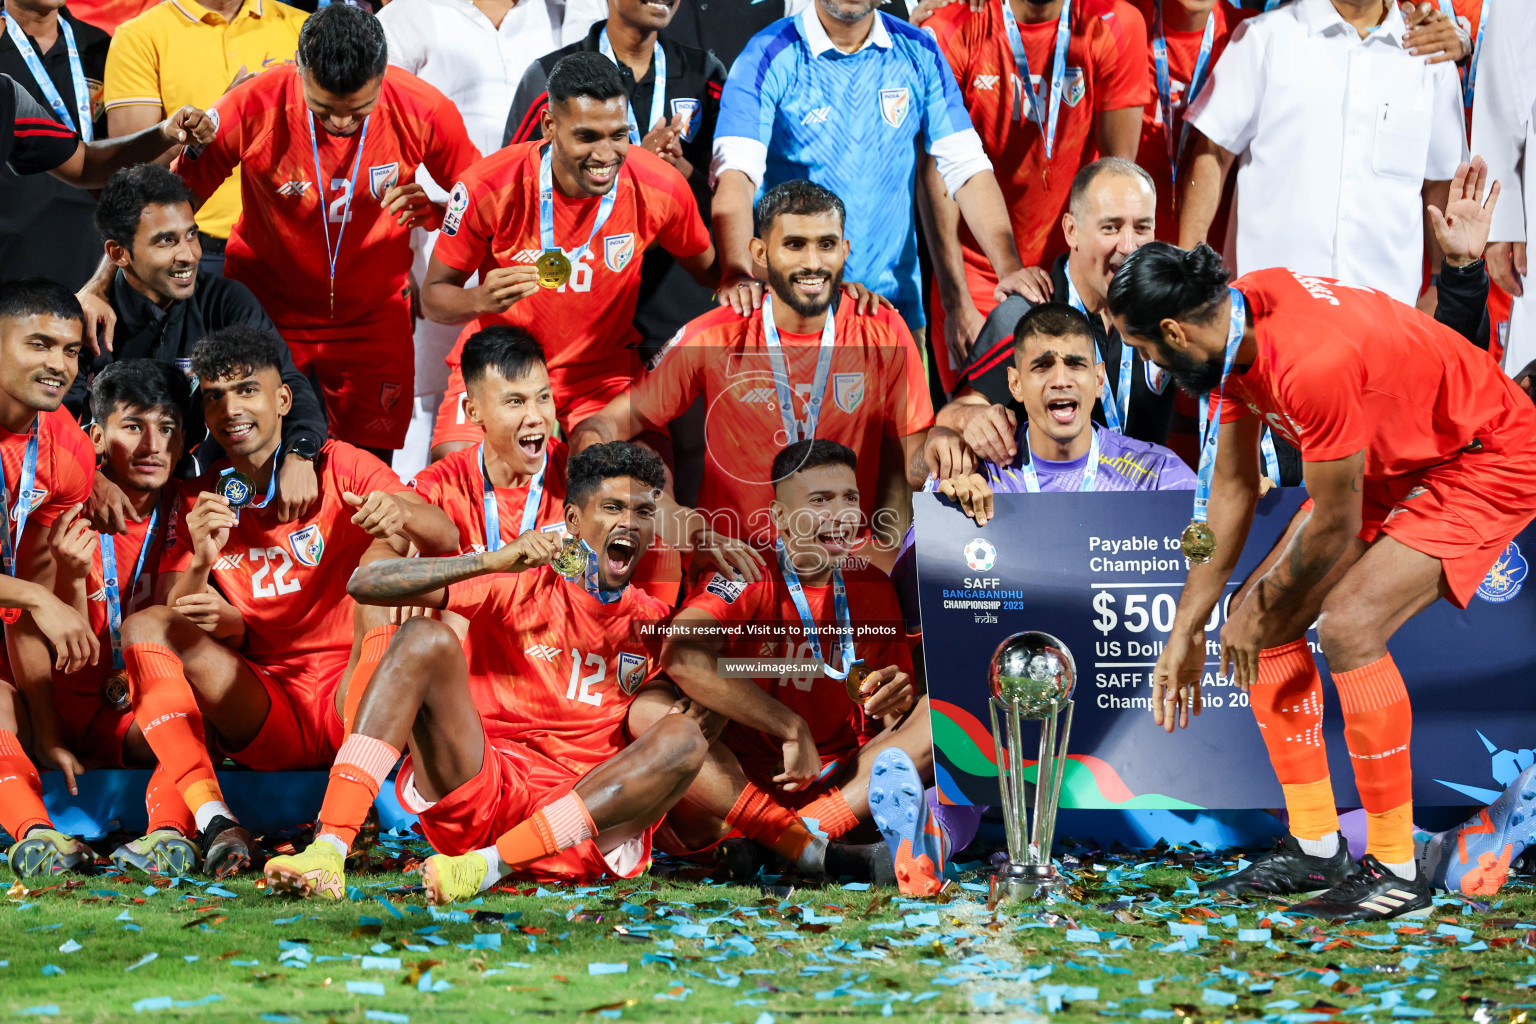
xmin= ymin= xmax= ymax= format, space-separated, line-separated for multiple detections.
xmin=102 ymin=15 xmax=165 ymax=112
xmin=6 ymin=76 xmax=78 ymax=175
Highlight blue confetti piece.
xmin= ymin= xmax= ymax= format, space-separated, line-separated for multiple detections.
xmin=472 ymin=933 xmax=502 ymax=949
xmin=1139 ymin=1011 xmax=1175 ymax=1020
xmin=368 ymin=943 xmax=391 ymax=955
xmin=972 ymin=992 xmax=997 ymax=1009
xmin=17 ymin=1007 xmax=59 ymax=1016
xmin=140 ymin=887 xmax=158 ymax=898
xmin=271 ymin=914 xmax=302 ymax=925
xmin=115 ymin=910 xmax=133 ymax=921
xmin=1065 ymin=929 xmax=1100 ymax=942
xmin=1463 ymin=941 xmax=1489 ymax=952
xmin=361 ymin=956 xmax=401 ymax=971
xmin=373 ymin=895 xmax=404 ymax=919
xmin=364 ymin=1013 xmax=409 ymax=1024
xmin=346 ymin=981 xmax=386 ymax=996
xmin=1201 ymin=989 xmax=1237 ymax=1006
xmin=258 ymin=1016 xmax=300 ymax=1023
xmin=40 ymin=965 xmax=64 ymax=977
xmin=172 ymin=996 xmax=222 ymax=1009
xmin=183 ymin=956 xmax=199 ymax=963
xmin=1238 ymin=928 xmax=1271 ymax=942
xmin=125 ymin=953 xmax=158 ymax=971
xmin=840 ymin=882 xmax=870 ymax=891
xmin=752 ymin=1014 xmax=775 ymax=1024
xmin=589 ymin=962 xmax=630 ymax=975
xmin=204 ymin=887 xmax=237 ymax=898
xmin=58 ymin=939 xmax=82 ymax=953
xmin=133 ymin=996 xmax=173 ymax=1012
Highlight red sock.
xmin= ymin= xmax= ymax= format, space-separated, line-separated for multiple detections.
xmin=317 ymin=734 xmax=401 ymax=850
xmin=799 ymin=787 xmax=858 ymax=839
xmin=125 ymin=643 xmax=224 ymax=815
xmin=343 ymin=625 xmax=397 ymax=735
xmin=0 ymin=730 xmax=51 ymax=839
xmin=494 ymin=792 xmax=595 ymax=869
xmin=1333 ymin=654 xmax=1415 ymax=863
xmin=144 ymin=763 xmax=195 ymax=836
xmin=727 ymin=782 xmax=818 ymax=862
xmin=1251 ymin=639 xmax=1338 ymax=840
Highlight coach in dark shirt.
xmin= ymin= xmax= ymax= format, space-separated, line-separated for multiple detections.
xmin=71 ymin=164 xmax=328 ymax=527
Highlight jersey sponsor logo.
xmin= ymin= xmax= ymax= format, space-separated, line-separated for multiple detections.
xmin=379 ymin=381 xmax=404 ymax=412
xmin=1477 ymin=542 xmax=1527 ymax=604
xmin=973 ymin=74 xmax=1000 ymax=91
xmin=213 ymin=552 xmax=245 ymax=571
xmin=368 ymin=162 xmax=400 ymax=200
xmin=1062 ymin=67 xmax=1086 ymax=107
xmin=87 ymin=585 xmax=107 ymax=603
xmin=800 ymin=106 xmax=831 ymax=126
xmin=604 ymin=233 xmax=636 ymax=273
xmin=276 ymin=181 xmax=314 ymax=197
xmin=617 ymin=651 xmax=648 ymax=694
xmin=670 ymin=98 xmax=701 ymax=142
xmin=832 ymin=372 xmax=865 ymax=413
xmin=525 ymin=643 xmax=562 ymax=662
xmin=879 ymin=87 xmax=910 ymax=128
xmin=288 ymin=525 xmax=325 ymax=567
xmin=704 ymin=572 xmax=748 ymax=603
xmin=963 ymin=537 xmax=997 ymax=572
xmin=505 ymin=248 xmax=541 ymax=265
xmin=442 ymin=181 xmax=470 ymax=237
xmin=737 ymin=386 xmax=776 ymax=405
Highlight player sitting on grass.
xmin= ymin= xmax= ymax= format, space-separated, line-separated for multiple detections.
xmin=118 ymin=327 xmax=457 ymax=879
xmin=635 ymin=439 xmax=941 ymax=894
xmin=44 ymin=360 xmax=203 ymax=876
xmin=265 ymin=442 xmax=711 ymax=901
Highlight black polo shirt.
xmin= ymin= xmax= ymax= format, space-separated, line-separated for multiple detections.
xmin=503 ymin=21 xmax=726 ymax=354
xmin=659 ymin=0 xmax=800 ymax=71
xmin=0 ymin=12 xmax=106 ymax=288
xmin=65 ymin=270 xmax=328 ymax=464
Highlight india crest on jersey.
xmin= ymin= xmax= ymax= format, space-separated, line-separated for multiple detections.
xmin=617 ymin=652 xmax=648 ymax=694
xmin=832 ymin=372 xmax=865 ymax=413
xmin=369 ymin=162 xmax=400 ymax=200
xmin=604 ymin=233 xmax=636 ymax=272
xmin=288 ymin=525 xmax=324 ymax=567
xmin=879 ymin=88 xmax=910 ymax=128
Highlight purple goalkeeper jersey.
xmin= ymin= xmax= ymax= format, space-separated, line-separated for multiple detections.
xmin=984 ymin=425 xmax=1197 ymax=493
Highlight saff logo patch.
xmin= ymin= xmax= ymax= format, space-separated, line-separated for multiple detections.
xmin=704 ymin=572 xmax=747 ymax=604
xmin=670 ymin=98 xmax=701 ymax=142
xmin=442 ymin=181 xmax=469 ymax=236
xmin=832 ymin=372 xmax=865 ymax=413
xmin=368 ymin=162 xmax=400 ymax=200
xmin=1477 ymin=542 xmax=1527 ymax=604
xmin=617 ymin=651 xmax=648 ymax=694
xmin=604 ymin=233 xmax=636 ymax=273
xmin=879 ymin=88 xmax=910 ymax=128
xmin=13 ymin=487 xmax=48 ymax=518
xmin=288 ymin=525 xmax=325 ymax=567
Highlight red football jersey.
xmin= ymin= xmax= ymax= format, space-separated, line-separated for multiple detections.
xmin=432 ymin=141 xmax=711 ymax=421
xmin=925 ymin=0 xmax=1139 ymax=271
xmin=630 ymin=302 xmax=933 ymax=546
xmin=1219 ymin=269 xmax=1536 ymax=476
xmin=160 ymin=441 xmax=404 ymax=681
xmin=445 ymin=566 xmax=669 ymax=773
xmin=682 ymin=559 xmax=912 ymax=771
xmin=412 ymin=439 xmax=570 ymax=555
xmin=174 ymin=64 xmax=480 ymax=334
xmin=1 ymin=407 xmax=94 ymax=540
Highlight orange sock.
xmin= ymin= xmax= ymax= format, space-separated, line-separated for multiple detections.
xmin=1251 ymin=639 xmax=1338 ymax=840
xmin=1333 ymin=654 xmax=1415 ymax=863
xmin=0 ymin=730 xmax=51 ymax=839
xmin=727 ymin=782 xmax=818 ymax=862
xmin=494 ymin=792 xmax=595 ymax=869
xmin=799 ymin=787 xmax=858 ymax=840
xmin=317 ymin=734 xmax=401 ymax=850
xmin=125 ymin=643 xmax=224 ymax=816
xmin=343 ymin=625 xmax=397 ymax=735
xmin=144 ymin=763 xmax=195 ymax=836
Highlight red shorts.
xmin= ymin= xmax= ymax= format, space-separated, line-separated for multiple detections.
xmin=223 ymin=654 xmax=344 ymax=771
xmin=285 ymin=301 xmax=414 ymax=450
xmin=52 ymin=682 xmax=133 ymax=770
xmin=395 ymin=741 xmax=652 ymax=884
xmin=429 ymin=365 xmax=629 ymax=450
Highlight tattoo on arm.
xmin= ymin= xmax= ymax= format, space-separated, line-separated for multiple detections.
xmin=348 ymin=551 xmax=493 ymax=603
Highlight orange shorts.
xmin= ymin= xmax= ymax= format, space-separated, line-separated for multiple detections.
xmin=429 ymin=364 xmax=632 ymax=450
xmin=223 ymin=654 xmax=344 ymax=771
xmin=395 ymin=740 xmax=652 ymax=884
xmin=52 ymin=682 xmax=134 ymax=770
xmin=286 ymin=303 xmax=414 ymax=450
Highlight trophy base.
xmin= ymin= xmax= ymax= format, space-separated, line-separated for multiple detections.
xmin=988 ymin=863 xmax=1061 ymax=905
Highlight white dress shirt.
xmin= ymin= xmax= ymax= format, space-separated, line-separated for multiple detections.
xmin=1187 ymin=0 xmax=1467 ymax=304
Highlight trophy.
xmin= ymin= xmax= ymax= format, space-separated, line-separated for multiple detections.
xmin=987 ymin=631 xmax=1077 ymax=904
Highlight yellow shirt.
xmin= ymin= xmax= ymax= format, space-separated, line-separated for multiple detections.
xmin=104 ymin=0 xmax=306 ymax=239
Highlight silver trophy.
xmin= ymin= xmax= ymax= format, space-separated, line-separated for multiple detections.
xmin=987 ymin=631 xmax=1077 ymax=904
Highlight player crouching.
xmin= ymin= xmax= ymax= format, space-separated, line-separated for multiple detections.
xmin=264 ymin=443 xmax=710 ymax=902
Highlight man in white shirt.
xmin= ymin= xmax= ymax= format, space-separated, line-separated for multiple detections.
xmin=1471 ymin=0 xmax=1536 ymax=376
xmin=1177 ymin=0 xmax=1466 ymax=307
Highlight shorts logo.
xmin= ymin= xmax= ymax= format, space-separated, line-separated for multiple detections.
xmin=442 ymin=181 xmax=470 ymax=236
xmin=524 ymin=644 xmax=561 ymax=662
xmin=288 ymin=525 xmax=324 ymax=567
xmin=1062 ymin=67 xmax=1086 ymax=107
xmin=832 ymin=372 xmax=864 ymax=413
xmin=603 ymin=233 xmax=636 ymax=273
xmin=704 ymin=572 xmax=748 ymax=603
xmin=670 ymin=98 xmax=701 ymax=142
xmin=1476 ymin=542 xmax=1527 ymax=604
xmin=379 ymin=382 xmax=403 ymax=411
xmin=973 ymin=74 xmax=999 ymax=91
xmin=964 ymin=538 xmax=996 ymax=572
xmin=368 ymin=162 xmax=400 ymax=200
xmin=617 ymin=651 xmax=648 ymax=694
xmin=800 ymin=106 xmax=830 ymax=126
xmin=879 ymin=87 xmax=910 ymax=128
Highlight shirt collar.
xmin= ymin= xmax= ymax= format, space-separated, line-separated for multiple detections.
xmin=799 ymin=6 xmax=891 ymax=57
xmin=112 ymin=268 xmax=172 ymax=333
xmin=1297 ymin=0 xmax=1405 ymax=45
xmin=170 ymin=0 xmax=262 ymax=25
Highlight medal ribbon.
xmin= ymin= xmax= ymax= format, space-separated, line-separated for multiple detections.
xmin=1462 ymin=4 xmax=1483 ymax=107
xmin=4 ymin=13 xmax=92 ymax=141
xmin=1001 ymin=0 xmax=1070 ymax=159
xmin=306 ymin=101 xmax=370 ymax=294
xmin=598 ymin=28 xmax=667 ymax=144
xmin=1018 ymin=424 xmax=1101 ymax=492
xmin=99 ymin=498 xmax=164 ymax=671
xmin=0 ymin=419 xmax=41 ymax=622
xmin=1151 ymin=1 xmax=1214 ymax=185
xmin=477 ymin=443 xmax=546 ymax=551
xmin=1192 ymin=286 xmax=1247 ymax=526
xmin=1066 ymin=272 xmax=1133 ymax=432
xmin=761 ymin=293 xmax=838 ymax=445
xmin=539 ymin=143 xmax=618 ymax=263
xmin=775 ymin=539 xmax=857 ymax=679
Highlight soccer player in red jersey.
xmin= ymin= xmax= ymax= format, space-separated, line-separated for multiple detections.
xmin=117 ymin=326 xmax=458 ymax=878
xmin=1107 ymin=238 xmax=1536 ymax=921
xmin=172 ymin=4 xmax=481 ymax=459
xmin=262 ymin=443 xmax=708 ymax=900
xmin=921 ymin=0 xmax=1146 ymax=392
xmin=421 ymin=52 xmax=716 ymax=457
xmin=571 ymin=181 xmax=936 ymax=554
xmin=0 ymin=280 xmax=100 ymax=877
xmin=646 ymin=440 xmax=940 ymax=893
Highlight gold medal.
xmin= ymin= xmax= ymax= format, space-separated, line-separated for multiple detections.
xmin=535 ymin=250 xmax=571 ymax=290
xmin=1181 ymin=521 xmax=1217 ymax=564
xmin=843 ymin=660 xmax=870 ymax=703
xmin=101 ymin=671 xmax=131 ymax=711
xmin=550 ymin=537 xmax=588 ymax=579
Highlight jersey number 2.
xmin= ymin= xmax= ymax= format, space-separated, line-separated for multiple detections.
xmin=327 ymin=178 xmax=354 ymax=224
xmin=564 ymin=649 xmax=605 ymax=706
xmin=249 ymin=546 xmax=301 ymax=597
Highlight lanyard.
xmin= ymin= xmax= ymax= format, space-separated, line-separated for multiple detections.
xmin=598 ymin=28 xmax=666 ymax=144
xmin=1462 ymin=5 xmax=1483 ymax=107
xmin=477 ymin=443 xmax=546 ymax=552
xmin=306 ymin=98 xmax=370 ymax=312
xmin=1018 ymin=424 xmax=1101 ymax=492
xmin=1066 ymin=272 xmax=1133 ymax=432
xmin=775 ymin=539 xmax=857 ymax=680
xmin=1151 ymin=2 xmax=1214 ymax=185
xmin=1000 ymin=0 xmax=1070 ymax=159
xmin=99 ymin=499 xmax=164 ymax=671
xmin=1193 ymin=287 xmax=1246 ymax=525
xmin=3 ymin=14 xmax=92 ymax=142
xmin=762 ymin=293 xmax=838 ymax=445
xmin=562 ymin=539 xmax=626 ymax=604
xmin=0 ymin=418 xmax=40 ymax=581
xmin=539 ymin=144 xmax=618 ymax=263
